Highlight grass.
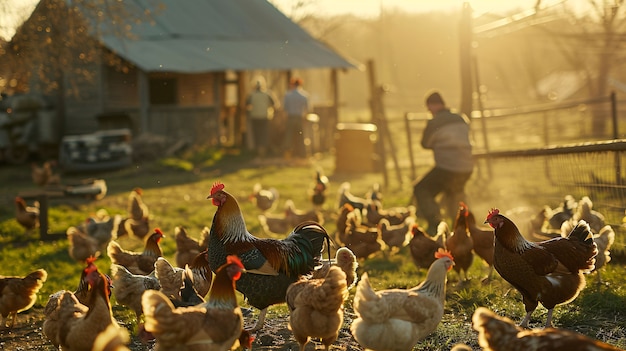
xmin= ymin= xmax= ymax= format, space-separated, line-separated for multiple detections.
xmin=1 ymin=145 xmax=626 ymax=350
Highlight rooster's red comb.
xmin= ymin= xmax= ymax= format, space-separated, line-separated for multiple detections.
xmin=435 ymin=248 xmax=454 ymax=261
xmin=486 ymin=208 xmax=500 ymax=220
xmin=86 ymin=256 xmax=97 ymax=265
xmin=154 ymin=228 xmax=164 ymax=236
xmin=211 ymin=181 xmax=225 ymax=195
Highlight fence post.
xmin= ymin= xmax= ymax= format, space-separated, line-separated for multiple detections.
xmin=405 ymin=113 xmax=416 ymax=181
xmin=611 ymin=91 xmax=618 ymax=140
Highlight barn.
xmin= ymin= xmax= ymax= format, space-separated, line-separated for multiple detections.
xmin=6 ymin=0 xmax=356 ymax=151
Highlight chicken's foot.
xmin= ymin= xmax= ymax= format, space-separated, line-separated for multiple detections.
xmin=249 ymin=308 xmax=268 ymax=332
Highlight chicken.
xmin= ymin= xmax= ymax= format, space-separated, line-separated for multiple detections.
xmin=286 ymin=266 xmax=349 ymax=351
xmin=591 ymin=225 xmax=615 ymax=284
xmin=408 ymin=222 xmax=447 ymax=273
xmin=0 ymin=268 xmax=47 ymax=328
xmin=58 ymin=265 xmax=127 ymax=351
xmin=31 ymin=160 xmax=58 ymax=187
xmin=93 ymin=323 xmax=132 ymax=351
xmin=43 ymin=290 xmax=88 ymax=348
xmin=310 ymin=169 xmax=329 ymax=208
xmin=44 ymin=258 xmax=99 ymax=347
xmin=155 ymin=252 xmax=213 ymax=302
xmin=67 ymin=225 xmax=100 ymax=262
xmin=337 ymin=181 xmax=369 ymax=211
xmin=128 ymin=187 xmax=149 ymax=221
xmin=311 ymin=246 xmax=358 ymax=290
xmin=342 ymin=209 xmax=386 ymax=259
xmin=250 ymin=183 xmax=279 ymax=212
xmin=446 ymin=204 xmax=474 ymax=282
xmin=350 ymin=250 xmax=455 ymax=351
xmin=110 ymin=263 xmax=161 ymax=320
xmin=107 ymin=229 xmax=165 ymax=275
xmin=206 ymin=181 xmax=331 ymax=331
xmin=461 ymin=203 xmax=495 ymax=281
xmin=570 ymin=196 xmax=606 ymax=233
xmin=155 ymin=256 xmax=185 ymax=300
xmin=472 ymin=306 xmax=622 ymax=351
xmin=141 ymin=255 xmax=246 ymax=351
xmin=14 ymin=196 xmax=39 ymax=231
xmin=378 ymin=217 xmax=415 ymax=253
xmin=335 ymin=203 xmax=355 ymax=242
xmin=284 ymin=199 xmax=325 ymax=226
xmin=365 ymin=182 xmax=383 ymax=203
xmin=175 ymin=226 xmax=202 ymax=268
xmin=547 ymin=195 xmax=577 ymax=230
xmin=485 ymin=209 xmax=598 ymax=328
xmin=258 ymin=211 xmax=291 ymax=235
xmin=85 ymin=214 xmax=118 ymax=248
xmin=364 ymin=199 xmax=414 ymax=226
xmin=172 ymin=265 xmax=205 ymax=307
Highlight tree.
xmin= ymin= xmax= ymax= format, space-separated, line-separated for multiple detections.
xmin=536 ymin=0 xmax=626 ymax=136
xmin=1 ymin=0 xmax=158 ymax=96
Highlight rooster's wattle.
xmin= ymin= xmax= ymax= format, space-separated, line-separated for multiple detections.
xmin=206 ymin=181 xmax=330 ymax=331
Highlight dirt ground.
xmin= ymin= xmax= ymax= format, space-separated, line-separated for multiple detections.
xmin=0 ymin=305 xmax=363 ymax=351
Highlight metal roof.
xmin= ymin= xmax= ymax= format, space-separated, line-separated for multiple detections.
xmin=93 ymin=0 xmax=357 ymax=73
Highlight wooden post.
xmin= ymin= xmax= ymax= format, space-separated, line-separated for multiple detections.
xmin=459 ymin=2 xmax=473 ymax=120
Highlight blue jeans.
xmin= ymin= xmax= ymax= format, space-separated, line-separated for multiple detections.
xmin=283 ymin=116 xmax=305 ymax=157
xmin=413 ymin=167 xmax=472 ymax=235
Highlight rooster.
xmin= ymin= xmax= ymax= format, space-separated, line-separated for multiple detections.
xmin=310 ymin=169 xmax=329 ymax=209
xmin=250 ymin=183 xmax=279 ymax=212
xmin=286 ymin=266 xmax=349 ymax=351
xmin=141 ymin=255 xmax=246 ymax=351
xmin=350 ymin=250 xmax=454 ymax=351
xmin=206 ymin=181 xmax=331 ymax=331
xmin=485 ymin=209 xmax=598 ymax=328
xmin=107 ymin=229 xmax=165 ymax=275
xmin=14 ymin=196 xmax=39 ymax=232
xmin=472 ymin=307 xmax=622 ymax=351
xmin=0 ymin=268 xmax=48 ymax=329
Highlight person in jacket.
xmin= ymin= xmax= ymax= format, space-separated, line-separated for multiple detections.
xmin=413 ymin=91 xmax=474 ymax=235
xmin=246 ymin=76 xmax=278 ymax=157
xmin=282 ymin=77 xmax=309 ymax=159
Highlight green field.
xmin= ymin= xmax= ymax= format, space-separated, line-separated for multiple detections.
xmin=0 ymin=144 xmax=625 ymax=350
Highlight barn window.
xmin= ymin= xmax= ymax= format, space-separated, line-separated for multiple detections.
xmin=149 ymin=78 xmax=177 ymax=105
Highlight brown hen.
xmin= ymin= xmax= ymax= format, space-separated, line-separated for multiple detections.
xmin=107 ymin=229 xmax=164 ymax=275
xmin=0 ymin=268 xmax=47 ymax=329
xmin=473 ymin=306 xmax=621 ymax=351
xmin=485 ymin=209 xmax=598 ymax=328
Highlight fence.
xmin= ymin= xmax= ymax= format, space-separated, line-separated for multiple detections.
xmin=402 ymin=93 xmax=626 ymax=256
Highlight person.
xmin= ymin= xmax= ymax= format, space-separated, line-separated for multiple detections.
xmin=246 ymin=76 xmax=277 ymax=157
xmin=282 ymin=77 xmax=309 ymax=159
xmin=413 ymin=91 xmax=474 ymax=235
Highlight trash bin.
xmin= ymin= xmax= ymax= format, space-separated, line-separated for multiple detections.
xmin=334 ymin=122 xmax=377 ymax=172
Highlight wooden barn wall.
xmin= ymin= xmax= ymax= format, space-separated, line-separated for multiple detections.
xmin=175 ymin=72 xmax=215 ymax=106
xmin=105 ymin=66 xmax=139 ymax=108
xmin=63 ymin=60 xmax=103 ymax=135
